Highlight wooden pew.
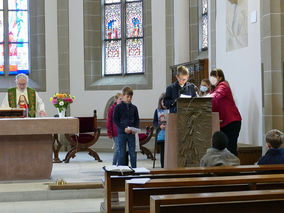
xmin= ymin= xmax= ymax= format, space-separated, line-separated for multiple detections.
xmin=125 ymin=173 xmax=284 ymax=213
xmin=150 ymin=189 xmax=284 ymax=213
xmin=100 ymin=165 xmax=284 ymax=213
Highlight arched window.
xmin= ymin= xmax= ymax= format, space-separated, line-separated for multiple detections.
xmin=200 ymin=0 xmax=208 ymax=51
xmin=0 ymin=0 xmax=30 ymax=76
xmin=103 ymin=0 xmax=144 ymax=75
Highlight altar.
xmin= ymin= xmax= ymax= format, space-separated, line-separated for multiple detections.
xmin=0 ymin=117 xmax=79 ymax=180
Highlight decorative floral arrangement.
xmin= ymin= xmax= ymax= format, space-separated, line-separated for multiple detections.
xmin=50 ymin=93 xmax=75 ymax=113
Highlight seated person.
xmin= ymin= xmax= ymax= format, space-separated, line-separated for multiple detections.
xmin=200 ymin=131 xmax=240 ymax=167
xmin=258 ymin=129 xmax=284 ymax=165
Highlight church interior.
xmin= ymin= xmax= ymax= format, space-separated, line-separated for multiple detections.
xmin=0 ymin=0 xmax=283 ymax=212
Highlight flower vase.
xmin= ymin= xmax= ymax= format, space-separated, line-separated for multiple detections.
xmin=57 ymin=108 xmax=66 ymax=118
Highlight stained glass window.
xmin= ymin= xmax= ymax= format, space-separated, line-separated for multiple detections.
xmin=200 ymin=0 xmax=208 ymax=50
xmin=105 ymin=0 xmax=121 ymax=4
xmin=104 ymin=0 xmax=144 ymax=75
xmin=0 ymin=0 xmax=29 ymax=76
xmin=126 ymin=39 xmax=143 ymax=73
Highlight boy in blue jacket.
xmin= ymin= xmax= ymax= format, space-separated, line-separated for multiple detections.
xmin=258 ymin=129 xmax=284 ymax=165
xmin=163 ymin=65 xmax=196 ymax=113
xmin=113 ymin=86 xmax=139 ymax=168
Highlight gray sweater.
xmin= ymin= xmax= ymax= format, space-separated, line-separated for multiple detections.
xmin=200 ymin=148 xmax=240 ymax=167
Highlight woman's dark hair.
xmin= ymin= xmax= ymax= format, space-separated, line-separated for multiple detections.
xmin=210 ymin=69 xmax=226 ymax=83
xmin=158 ymin=93 xmax=166 ymax=109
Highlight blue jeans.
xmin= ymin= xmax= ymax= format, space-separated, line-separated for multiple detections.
xmin=112 ymin=136 xmax=119 ymax=165
xmin=118 ymin=134 xmax=137 ymax=168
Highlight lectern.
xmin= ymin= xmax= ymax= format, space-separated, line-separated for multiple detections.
xmin=164 ymin=97 xmax=219 ymax=168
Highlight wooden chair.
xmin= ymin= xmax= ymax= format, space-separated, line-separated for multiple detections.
xmin=64 ymin=110 xmax=102 ymax=163
xmin=139 ymin=126 xmax=155 ymax=160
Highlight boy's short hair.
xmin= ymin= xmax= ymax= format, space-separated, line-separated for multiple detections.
xmin=266 ymin=129 xmax=284 ymax=149
xmin=177 ymin=65 xmax=189 ymax=76
xmin=115 ymin=92 xmax=122 ymax=100
xmin=122 ymin=86 xmax=133 ymax=96
xmin=212 ymin=131 xmax=228 ymax=150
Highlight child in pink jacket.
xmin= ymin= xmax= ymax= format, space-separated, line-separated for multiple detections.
xmin=107 ymin=93 xmax=122 ymax=165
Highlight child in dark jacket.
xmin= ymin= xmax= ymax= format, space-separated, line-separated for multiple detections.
xmin=163 ymin=65 xmax=196 ymax=113
xmin=153 ymin=93 xmax=169 ymax=168
xmin=258 ymin=129 xmax=284 ymax=165
xmin=106 ymin=93 xmax=122 ymax=165
xmin=113 ymin=86 xmax=139 ymax=168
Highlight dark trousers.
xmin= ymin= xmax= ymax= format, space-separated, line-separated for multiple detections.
xmin=118 ymin=134 xmax=136 ymax=168
xmin=221 ymin=121 xmax=241 ymax=156
xmin=158 ymin=142 xmax=165 ymax=168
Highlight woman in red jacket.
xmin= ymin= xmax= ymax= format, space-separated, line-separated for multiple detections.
xmin=210 ymin=69 xmax=242 ymax=156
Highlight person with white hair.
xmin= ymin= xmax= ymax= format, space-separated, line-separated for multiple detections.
xmin=1 ymin=73 xmax=47 ymax=117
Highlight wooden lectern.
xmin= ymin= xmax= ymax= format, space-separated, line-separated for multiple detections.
xmin=164 ymin=97 xmax=220 ymax=168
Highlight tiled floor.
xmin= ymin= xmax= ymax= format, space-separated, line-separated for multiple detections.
xmin=0 ymin=152 xmax=160 ymax=213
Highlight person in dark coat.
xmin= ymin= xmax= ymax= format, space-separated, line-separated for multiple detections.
xmin=113 ymin=86 xmax=139 ymax=168
xmin=258 ymin=129 xmax=284 ymax=165
xmin=163 ymin=65 xmax=196 ymax=113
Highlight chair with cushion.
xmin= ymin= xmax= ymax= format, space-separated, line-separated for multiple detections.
xmin=64 ymin=110 xmax=102 ymax=163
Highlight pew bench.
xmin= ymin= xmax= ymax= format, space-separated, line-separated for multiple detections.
xmin=150 ymin=189 xmax=284 ymax=213
xmin=125 ymin=173 xmax=284 ymax=213
xmin=100 ymin=165 xmax=284 ymax=213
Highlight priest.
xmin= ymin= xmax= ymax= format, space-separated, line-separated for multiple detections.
xmin=1 ymin=74 xmax=47 ymax=117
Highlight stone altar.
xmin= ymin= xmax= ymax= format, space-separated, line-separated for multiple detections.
xmin=0 ymin=117 xmax=79 ymax=180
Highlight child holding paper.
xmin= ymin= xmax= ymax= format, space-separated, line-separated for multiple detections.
xmin=113 ymin=86 xmax=140 ymax=168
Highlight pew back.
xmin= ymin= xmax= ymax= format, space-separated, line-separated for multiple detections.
xmin=125 ymin=173 xmax=284 ymax=213
xmin=150 ymin=189 xmax=284 ymax=213
xmin=101 ymin=165 xmax=284 ymax=213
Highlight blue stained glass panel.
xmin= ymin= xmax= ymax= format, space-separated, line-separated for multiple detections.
xmin=105 ymin=40 xmax=121 ymax=75
xmin=105 ymin=0 xmax=121 ymax=4
xmin=126 ymin=2 xmax=143 ymax=38
xmin=9 ymin=0 xmax=28 ymax=10
xmin=126 ymin=38 xmax=143 ymax=73
xmin=0 ymin=44 xmax=3 ymax=75
xmin=105 ymin=4 xmax=121 ymax=39
xmin=9 ymin=11 xmax=28 ymax=42
xmin=202 ymin=0 xmax=208 ymax=14
xmin=0 ymin=11 xmax=3 ymax=42
xmin=201 ymin=14 xmax=208 ymax=49
xmin=9 ymin=43 xmax=29 ymax=75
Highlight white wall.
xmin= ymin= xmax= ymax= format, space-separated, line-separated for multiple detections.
xmin=174 ymin=0 xmax=190 ymax=64
xmin=215 ymin=0 xmax=262 ymax=145
xmin=0 ymin=0 xmax=59 ymax=117
xmin=69 ymin=0 xmax=167 ymax=118
xmin=42 ymin=0 xmax=59 ymax=116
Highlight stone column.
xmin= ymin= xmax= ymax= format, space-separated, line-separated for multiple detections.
xmin=209 ymin=0 xmax=216 ymax=70
xmin=166 ymin=0 xmax=175 ymax=85
xmin=260 ymin=0 xmax=284 ymax=140
xmin=57 ymin=0 xmax=71 ymax=150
